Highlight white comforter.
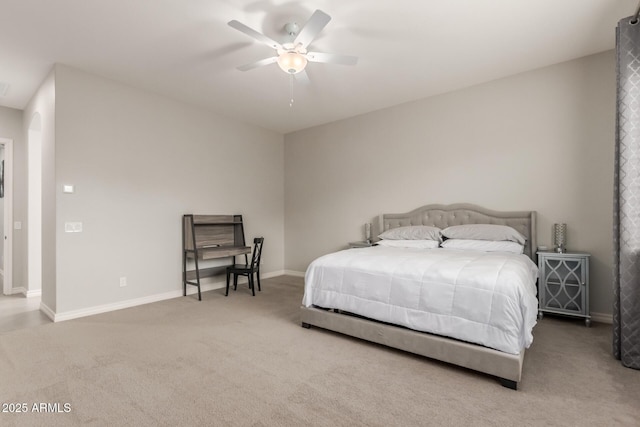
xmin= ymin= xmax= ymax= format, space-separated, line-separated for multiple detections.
xmin=303 ymin=246 xmax=539 ymax=354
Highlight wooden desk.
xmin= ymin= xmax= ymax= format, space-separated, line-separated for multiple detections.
xmin=182 ymin=214 xmax=251 ymax=300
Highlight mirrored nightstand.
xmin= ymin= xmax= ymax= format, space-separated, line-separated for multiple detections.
xmin=537 ymin=251 xmax=591 ymax=326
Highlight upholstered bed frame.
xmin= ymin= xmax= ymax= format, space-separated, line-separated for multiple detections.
xmin=300 ymin=203 xmax=537 ymax=390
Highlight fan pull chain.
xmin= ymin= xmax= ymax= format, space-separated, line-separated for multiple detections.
xmin=289 ymin=74 xmax=294 ymax=107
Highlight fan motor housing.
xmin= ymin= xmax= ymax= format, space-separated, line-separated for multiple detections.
xmin=284 ymin=22 xmax=300 ymax=36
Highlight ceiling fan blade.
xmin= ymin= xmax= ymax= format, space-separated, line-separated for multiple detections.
xmin=237 ymin=56 xmax=278 ymax=71
xmin=295 ymin=69 xmax=310 ymax=85
xmin=306 ymin=52 xmax=358 ymax=66
xmin=228 ymin=20 xmax=283 ymax=50
xmin=294 ymin=10 xmax=331 ymax=48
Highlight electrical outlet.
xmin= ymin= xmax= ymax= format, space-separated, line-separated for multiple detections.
xmin=119 ymin=277 xmax=127 ymax=287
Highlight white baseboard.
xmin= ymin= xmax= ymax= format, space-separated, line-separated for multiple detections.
xmin=7 ymin=286 xmax=42 ymax=298
xmin=36 ymin=268 xmax=617 ymax=326
xmin=263 ymin=270 xmax=286 ymax=279
xmin=9 ymin=286 xmax=26 ymax=296
xmin=284 ymin=270 xmax=305 ymax=277
xmin=47 ymin=271 xmax=288 ymax=323
xmin=590 ymin=311 xmax=613 ymax=324
xmin=52 ymin=280 xmax=223 ymax=322
xmin=25 ymin=289 xmax=42 ymax=298
xmin=40 ymin=301 xmax=56 ymax=322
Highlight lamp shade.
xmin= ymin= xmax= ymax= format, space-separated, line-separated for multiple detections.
xmin=277 ymin=51 xmax=307 ymax=74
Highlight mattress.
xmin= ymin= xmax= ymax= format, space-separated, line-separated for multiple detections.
xmin=303 ymin=246 xmax=539 ymax=354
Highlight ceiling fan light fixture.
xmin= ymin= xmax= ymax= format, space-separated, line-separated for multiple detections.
xmin=277 ymin=51 xmax=307 ymax=74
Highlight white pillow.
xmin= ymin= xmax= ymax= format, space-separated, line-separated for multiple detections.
xmin=441 ymin=224 xmax=526 ymax=245
xmin=441 ymin=239 xmax=524 ymax=254
xmin=376 ymin=239 xmax=440 ymax=249
xmin=378 ymin=225 xmax=441 ymax=241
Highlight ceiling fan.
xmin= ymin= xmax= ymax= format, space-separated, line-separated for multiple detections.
xmin=228 ymin=9 xmax=358 ymax=79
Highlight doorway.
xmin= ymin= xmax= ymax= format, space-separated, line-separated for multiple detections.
xmin=0 ymin=137 xmax=12 ymax=296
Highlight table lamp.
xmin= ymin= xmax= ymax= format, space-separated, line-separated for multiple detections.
xmin=553 ymin=223 xmax=566 ymax=253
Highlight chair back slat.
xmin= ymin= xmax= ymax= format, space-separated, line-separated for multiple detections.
xmin=251 ymin=237 xmax=264 ymax=268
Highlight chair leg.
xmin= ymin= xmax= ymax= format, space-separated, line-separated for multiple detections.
xmin=249 ymin=274 xmax=255 ymax=296
xmin=182 ymin=251 xmax=187 ymax=296
xmin=256 ymin=270 xmax=261 ymax=292
xmin=194 ymin=255 xmax=202 ymax=301
xmin=225 ymin=270 xmax=230 ymax=296
xmin=233 ymin=273 xmax=238 ymax=291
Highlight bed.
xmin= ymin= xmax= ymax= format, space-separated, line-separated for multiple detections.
xmin=300 ymin=203 xmax=538 ymax=390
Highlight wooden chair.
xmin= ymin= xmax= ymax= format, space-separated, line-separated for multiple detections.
xmin=225 ymin=237 xmax=264 ymax=296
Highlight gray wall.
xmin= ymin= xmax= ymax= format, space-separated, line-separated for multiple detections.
xmin=284 ymin=51 xmax=615 ymax=317
xmin=52 ymin=65 xmax=285 ymax=314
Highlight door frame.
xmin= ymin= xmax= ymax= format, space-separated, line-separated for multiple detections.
xmin=0 ymin=137 xmax=13 ymax=296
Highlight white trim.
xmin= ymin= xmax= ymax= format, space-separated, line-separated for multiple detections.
xmin=222 ymin=270 xmax=285 ymax=284
xmin=8 ymin=286 xmax=26 ymax=295
xmin=37 ymin=267 xmax=615 ymax=325
xmin=46 ymin=271 xmax=288 ymax=322
xmin=51 ymin=281 xmax=224 ymax=322
xmin=25 ymin=288 xmax=41 ymax=298
xmin=7 ymin=286 xmax=41 ymax=298
xmin=263 ymin=270 xmax=286 ymax=278
xmin=590 ymin=311 xmax=613 ymax=324
xmin=39 ymin=301 xmax=56 ymax=322
xmin=53 ymin=290 xmax=197 ymax=322
xmin=284 ymin=270 xmax=305 ymax=277
xmin=0 ymin=137 xmax=13 ymax=297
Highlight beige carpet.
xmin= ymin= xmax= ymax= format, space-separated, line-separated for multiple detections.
xmin=0 ymin=275 xmax=638 ymax=426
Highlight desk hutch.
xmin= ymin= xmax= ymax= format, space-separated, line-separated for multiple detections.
xmin=182 ymin=214 xmax=251 ymax=300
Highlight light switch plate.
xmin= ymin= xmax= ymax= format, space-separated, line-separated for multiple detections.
xmin=65 ymin=222 xmax=83 ymax=233
xmin=63 ymin=185 xmax=74 ymax=194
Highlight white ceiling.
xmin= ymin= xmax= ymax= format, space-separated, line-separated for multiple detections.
xmin=0 ymin=0 xmax=637 ymax=134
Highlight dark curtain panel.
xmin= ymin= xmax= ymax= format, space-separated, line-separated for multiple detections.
xmin=614 ymin=16 xmax=640 ymax=369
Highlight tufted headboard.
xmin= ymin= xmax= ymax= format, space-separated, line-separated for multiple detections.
xmin=376 ymin=203 xmax=537 ymax=259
